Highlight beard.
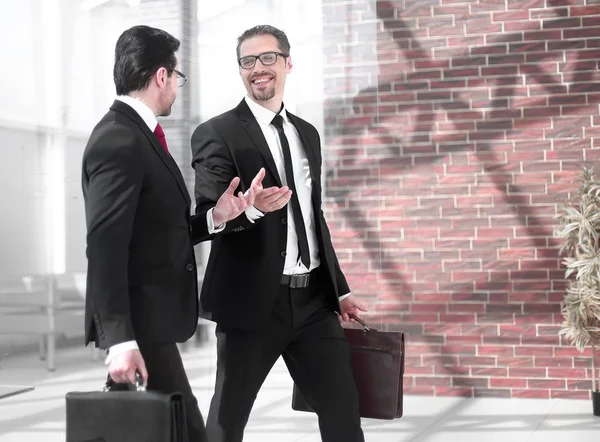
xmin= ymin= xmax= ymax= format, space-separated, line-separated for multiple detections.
xmin=248 ymin=72 xmax=277 ymax=102
xmin=159 ymin=105 xmax=172 ymax=117
xmin=251 ymin=86 xmax=276 ymax=101
xmin=158 ymin=92 xmax=176 ymax=116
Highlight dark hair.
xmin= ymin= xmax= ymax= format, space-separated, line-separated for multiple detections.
xmin=236 ymin=25 xmax=291 ymax=59
xmin=113 ymin=25 xmax=180 ymax=95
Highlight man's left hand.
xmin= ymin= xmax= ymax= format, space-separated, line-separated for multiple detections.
xmin=213 ymin=169 xmax=265 ymax=226
xmin=339 ymin=294 xmax=368 ymax=323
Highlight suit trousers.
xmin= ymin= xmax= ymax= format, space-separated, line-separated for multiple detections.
xmin=205 ymin=273 xmax=364 ymax=442
xmin=138 ymin=342 xmax=208 ymax=442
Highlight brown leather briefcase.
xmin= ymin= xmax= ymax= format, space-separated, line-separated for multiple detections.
xmin=292 ymin=315 xmax=405 ymax=420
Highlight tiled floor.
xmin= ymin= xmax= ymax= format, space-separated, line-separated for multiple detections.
xmin=1 ymin=327 xmax=599 ymax=441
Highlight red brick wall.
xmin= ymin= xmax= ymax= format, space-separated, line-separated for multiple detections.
xmin=322 ymin=0 xmax=600 ymax=399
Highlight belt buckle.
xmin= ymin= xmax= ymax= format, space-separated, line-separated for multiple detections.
xmin=290 ymin=273 xmax=310 ymax=289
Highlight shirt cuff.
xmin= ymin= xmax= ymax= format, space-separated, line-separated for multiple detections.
xmin=245 ymin=205 xmax=264 ymax=223
xmin=105 ymin=340 xmax=139 ymax=365
xmin=338 ymin=292 xmax=351 ymax=301
xmin=207 ymin=207 xmax=226 ymax=234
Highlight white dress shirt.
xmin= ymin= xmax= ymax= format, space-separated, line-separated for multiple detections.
xmin=105 ymin=96 xmax=223 ymax=364
xmin=243 ymin=98 xmax=350 ymax=301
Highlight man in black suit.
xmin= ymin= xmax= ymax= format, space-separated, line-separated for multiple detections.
xmin=81 ymin=25 xmax=264 ymax=442
xmin=191 ymin=25 xmax=367 ymax=442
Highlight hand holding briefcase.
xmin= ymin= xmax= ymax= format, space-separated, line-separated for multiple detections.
xmin=65 ymin=373 xmax=187 ymax=442
xmin=292 ymin=315 xmax=405 ymax=420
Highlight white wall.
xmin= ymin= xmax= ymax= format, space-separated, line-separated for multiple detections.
xmin=0 ymin=0 xmax=141 ymax=277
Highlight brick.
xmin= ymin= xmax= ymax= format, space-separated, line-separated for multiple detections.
xmin=472 ymin=367 xmax=507 ymax=377
xmin=508 ymin=367 xmax=546 ymax=377
xmin=505 ymin=20 xmax=542 ymax=32
xmin=490 ymin=378 xmax=527 ymax=388
xmin=583 ymin=16 xmax=600 ymax=27
xmin=551 ymin=390 xmax=590 ymax=399
xmin=453 ymin=377 xmax=489 ymax=388
xmin=466 ymin=18 xmax=503 ymax=35
xmin=460 ymin=356 xmax=497 ymax=366
xmin=543 ymin=18 xmax=581 ymax=29
xmin=528 ymin=379 xmax=566 ymax=389
xmin=435 ymin=387 xmax=473 ymax=397
xmin=513 ymin=389 xmax=550 ymax=398
xmin=566 ymin=379 xmax=594 ymax=390
xmin=478 ymin=346 xmax=515 ymax=356
xmin=507 ymin=0 xmax=544 ymax=8
xmin=524 ymin=30 xmax=562 ymax=41
xmin=484 ymin=335 xmax=520 ymax=345
xmin=415 ymin=377 xmax=452 ymax=387
xmin=547 ymin=368 xmax=587 ymax=379
xmin=404 ymin=386 xmax=435 ymax=396
xmin=474 ymin=388 xmax=511 ymax=398
xmin=471 ymin=0 xmax=507 ymax=13
xmin=477 ymin=314 xmax=515 ymax=324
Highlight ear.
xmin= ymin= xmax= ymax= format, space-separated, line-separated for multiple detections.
xmin=155 ymin=67 xmax=168 ymax=88
xmin=286 ymin=56 xmax=293 ymax=74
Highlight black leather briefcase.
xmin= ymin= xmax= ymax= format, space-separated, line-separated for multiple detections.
xmin=65 ymin=374 xmax=187 ymax=442
xmin=292 ymin=315 xmax=405 ymax=420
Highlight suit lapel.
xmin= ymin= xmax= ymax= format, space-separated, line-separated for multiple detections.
xmin=236 ymin=99 xmax=283 ymax=188
xmin=110 ymin=100 xmax=191 ymax=207
xmin=144 ymin=129 xmax=191 ymax=206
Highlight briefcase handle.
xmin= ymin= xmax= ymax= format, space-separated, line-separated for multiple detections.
xmin=349 ymin=314 xmax=375 ymax=332
xmin=101 ymin=372 xmax=146 ymax=392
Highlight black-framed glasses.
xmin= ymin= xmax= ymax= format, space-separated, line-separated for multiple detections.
xmin=173 ymin=69 xmax=187 ymax=87
xmin=238 ymin=51 xmax=288 ymax=69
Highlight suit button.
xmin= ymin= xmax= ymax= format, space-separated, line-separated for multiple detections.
xmin=186 ymin=263 xmax=194 ymax=271
xmin=281 ymin=217 xmax=287 ymax=225
xmin=281 ymin=251 xmax=287 ymax=258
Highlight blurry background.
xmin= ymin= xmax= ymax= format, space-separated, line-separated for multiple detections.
xmin=2 ymin=0 xmax=600 ymax=400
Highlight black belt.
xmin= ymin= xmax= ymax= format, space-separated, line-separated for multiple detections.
xmin=281 ymin=268 xmax=319 ymax=289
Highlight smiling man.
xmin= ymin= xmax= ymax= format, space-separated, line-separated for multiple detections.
xmin=190 ymin=25 xmax=367 ymax=442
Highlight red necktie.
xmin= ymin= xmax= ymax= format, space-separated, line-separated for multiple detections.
xmin=154 ymin=123 xmax=169 ymax=153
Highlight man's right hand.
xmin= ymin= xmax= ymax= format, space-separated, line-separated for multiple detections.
xmin=250 ymin=169 xmax=293 ymax=213
xmin=108 ymin=349 xmax=148 ymax=387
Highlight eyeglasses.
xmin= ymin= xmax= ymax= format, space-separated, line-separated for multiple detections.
xmin=238 ymin=51 xmax=288 ymax=69
xmin=173 ymin=69 xmax=187 ymax=87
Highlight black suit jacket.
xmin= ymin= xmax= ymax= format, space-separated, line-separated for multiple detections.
xmin=191 ymin=99 xmax=350 ymax=330
xmin=82 ymin=100 xmax=210 ymax=349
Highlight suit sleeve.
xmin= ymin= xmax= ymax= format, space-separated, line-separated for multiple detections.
xmin=190 ymin=122 xmax=257 ymax=234
xmin=189 ymin=211 xmax=210 ymax=244
xmin=83 ymin=132 xmax=141 ymax=349
xmin=313 ymin=128 xmax=351 ymax=298
xmin=320 ymin=208 xmax=351 ymax=297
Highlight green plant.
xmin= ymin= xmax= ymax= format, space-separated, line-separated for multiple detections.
xmin=557 ymin=166 xmax=600 ymax=393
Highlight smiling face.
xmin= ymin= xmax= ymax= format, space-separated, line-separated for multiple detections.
xmin=238 ymin=34 xmax=292 ymax=111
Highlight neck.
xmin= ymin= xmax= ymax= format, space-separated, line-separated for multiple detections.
xmin=128 ymin=91 xmax=160 ymax=117
xmin=248 ymin=95 xmax=283 ymax=114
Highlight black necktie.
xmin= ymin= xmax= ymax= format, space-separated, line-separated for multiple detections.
xmin=271 ymin=114 xmax=311 ymax=269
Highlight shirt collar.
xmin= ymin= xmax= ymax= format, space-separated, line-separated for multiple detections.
xmin=116 ymin=95 xmax=158 ymax=132
xmin=244 ymin=96 xmax=289 ymax=126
